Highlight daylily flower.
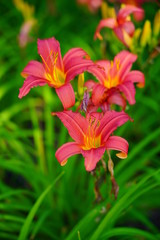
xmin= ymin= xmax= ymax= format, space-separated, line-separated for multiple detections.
xmin=77 ymin=0 xmax=102 ymax=12
xmin=85 ymin=80 xmax=126 ymax=111
xmin=94 ymin=4 xmax=144 ymax=46
xmin=111 ymin=0 xmax=146 ymax=21
xmin=86 ymin=50 xmax=145 ymax=109
xmin=19 ymin=37 xmax=94 ymax=109
xmin=53 ymin=110 xmax=131 ymax=171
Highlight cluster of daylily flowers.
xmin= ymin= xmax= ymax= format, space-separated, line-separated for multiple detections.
xmin=19 ymin=36 xmax=145 ymax=172
xmin=18 ymin=0 xmax=159 ymax=198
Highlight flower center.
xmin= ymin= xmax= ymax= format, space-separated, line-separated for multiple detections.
xmin=41 ymin=51 xmax=66 ymax=88
xmin=104 ymin=59 xmax=120 ymax=89
xmin=82 ymin=117 xmax=101 ymax=150
xmin=45 ymin=67 xmax=66 ymax=88
xmin=83 ymin=135 xmax=101 ymax=150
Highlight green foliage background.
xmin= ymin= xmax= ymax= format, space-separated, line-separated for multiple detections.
xmin=0 ymin=0 xmax=160 ymax=239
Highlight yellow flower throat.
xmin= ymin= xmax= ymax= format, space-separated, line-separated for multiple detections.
xmin=104 ymin=59 xmax=120 ymax=89
xmin=82 ymin=117 xmax=102 ymax=150
xmin=40 ymin=51 xmax=65 ymax=88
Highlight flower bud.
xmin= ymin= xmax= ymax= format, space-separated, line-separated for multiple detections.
xmin=78 ymin=73 xmax=85 ymax=97
xmin=153 ymin=10 xmax=160 ymax=37
xmin=140 ymin=20 xmax=152 ymax=47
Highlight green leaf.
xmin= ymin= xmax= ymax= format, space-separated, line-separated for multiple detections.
xmin=90 ymin=170 xmax=160 ymax=240
xmin=18 ymin=171 xmax=64 ymax=240
xmin=100 ymin=227 xmax=158 ymax=240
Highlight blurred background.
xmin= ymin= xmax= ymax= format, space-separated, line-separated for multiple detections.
xmin=0 ymin=0 xmax=160 ymax=239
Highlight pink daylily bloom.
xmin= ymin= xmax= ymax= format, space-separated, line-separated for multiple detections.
xmin=77 ymin=0 xmax=102 ymax=12
xmin=94 ymin=5 xmax=144 ymax=46
xmin=19 ymin=37 xmax=94 ymax=109
xmin=53 ymin=110 xmax=131 ymax=171
xmin=87 ymin=50 xmax=145 ymax=108
xmin=85 ymin=80 xmax=126 ymax=111
xmin=112 ymin=0 xmax=150 ymax=21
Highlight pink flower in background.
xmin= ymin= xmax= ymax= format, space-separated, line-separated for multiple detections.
xmin=86 ymin=51 xmax=145 ymax=109
xmin=94 ymin=5 xmax=144 ymax=46
xmin=77 ymin=0 xmax=102 ymax=12
xmin=13 ymin=0 xmax=37 ymax=48
xmin=53 ymin=110 xmax=130 ymax=171
xmin=19 ymin=37 xmax=94 ymax=109
xmin=113 ymin=0 xmax=149 ymax=21
xmin=18 ymin=19 xmax=36 ymax=48
xmin=120 ymin=0 xmax=146 ymax=7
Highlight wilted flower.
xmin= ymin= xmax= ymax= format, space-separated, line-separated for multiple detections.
xmin=19 ymin=37 xmax=94 ymax=109
xmin=86 ymin=50 xmax=145 ymax=109
xmin=53 ymin=110 xmax=130 ymax=171
xmin=94 ymin=4 xmax=144 ymax=46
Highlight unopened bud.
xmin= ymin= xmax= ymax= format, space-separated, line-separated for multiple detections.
xmin=101 ymin=2 xmax=116 ymax=19
xmin=140 ymin=20 xmax=152 ymax=47
xmin=78 ymin=73 xmax=84 ymax=97
xmin=153 ymin=10 xmax=160 ymax=37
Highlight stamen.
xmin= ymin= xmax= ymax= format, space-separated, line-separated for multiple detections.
xmin=104 ymin=59 xmax=120 ymax=89
xmin=116 ymin=59 xmax=120 ymax=70
xmin=53 ymin=52 xmax=58 ymax=65
xmin=40 ymin=54 xmax=50 ymax=72
xmin=83 ymin=116 xmax=101 ymax=150
xmin=97 ymin=120 xmax=100 ymax=128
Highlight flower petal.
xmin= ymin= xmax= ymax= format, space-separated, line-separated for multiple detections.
xmin=84 ymin=80 xmax=97 ymax=91
xmin=94 ymin=18 xmax=117 ymax=40
xmin=114 ymin=26 xmax=126 ymax=45
xmin=114 ymin=50 xmax=137 ymax=81
xmin=124 ymin=70 xmax=145 ymax=88
xmin=97 ymin=110 xmax=131 ymax=142
xmin=55 ymin=83 xmax=75 ymax=109
xmin=21 ymin=60 xmax=46 ymax=78
xmin=18 ymin=76 xmax=46 ymax=98
xmin=63 ymin=48 xmax=90 ymax=72
xmin=117 ymin=5 xmax=144 ymax=20
xmin=133 ymin=10 xmax=144 ymax=21
xmin=118 ymin=81 xmax=136 ymax=104
xmin=52 ymin=110 xmax=87 ymax=144
xmin=105 ymin=136 xmax=129 ymax=159
xmin=65 ymin=61 xmax=94 ymax=83
xmin=108 ymin=91 xmax=126 ymax=109
xmin=96 ymin=60 xmax=111 ymax=73
xmin=88 ymin=62 xmax=107 ymax=84
xmin=92 ymin=84 xmax=106 ymax=105
xmin=37 ymin=37 xmax=63 ymax=70
xmin=81 ymin=147 xmax=106 ymax=171
xmin=122 ymin=21 xmax=135 ymax=36
xmin=55 ymin=142 xmax=81 ymax=166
